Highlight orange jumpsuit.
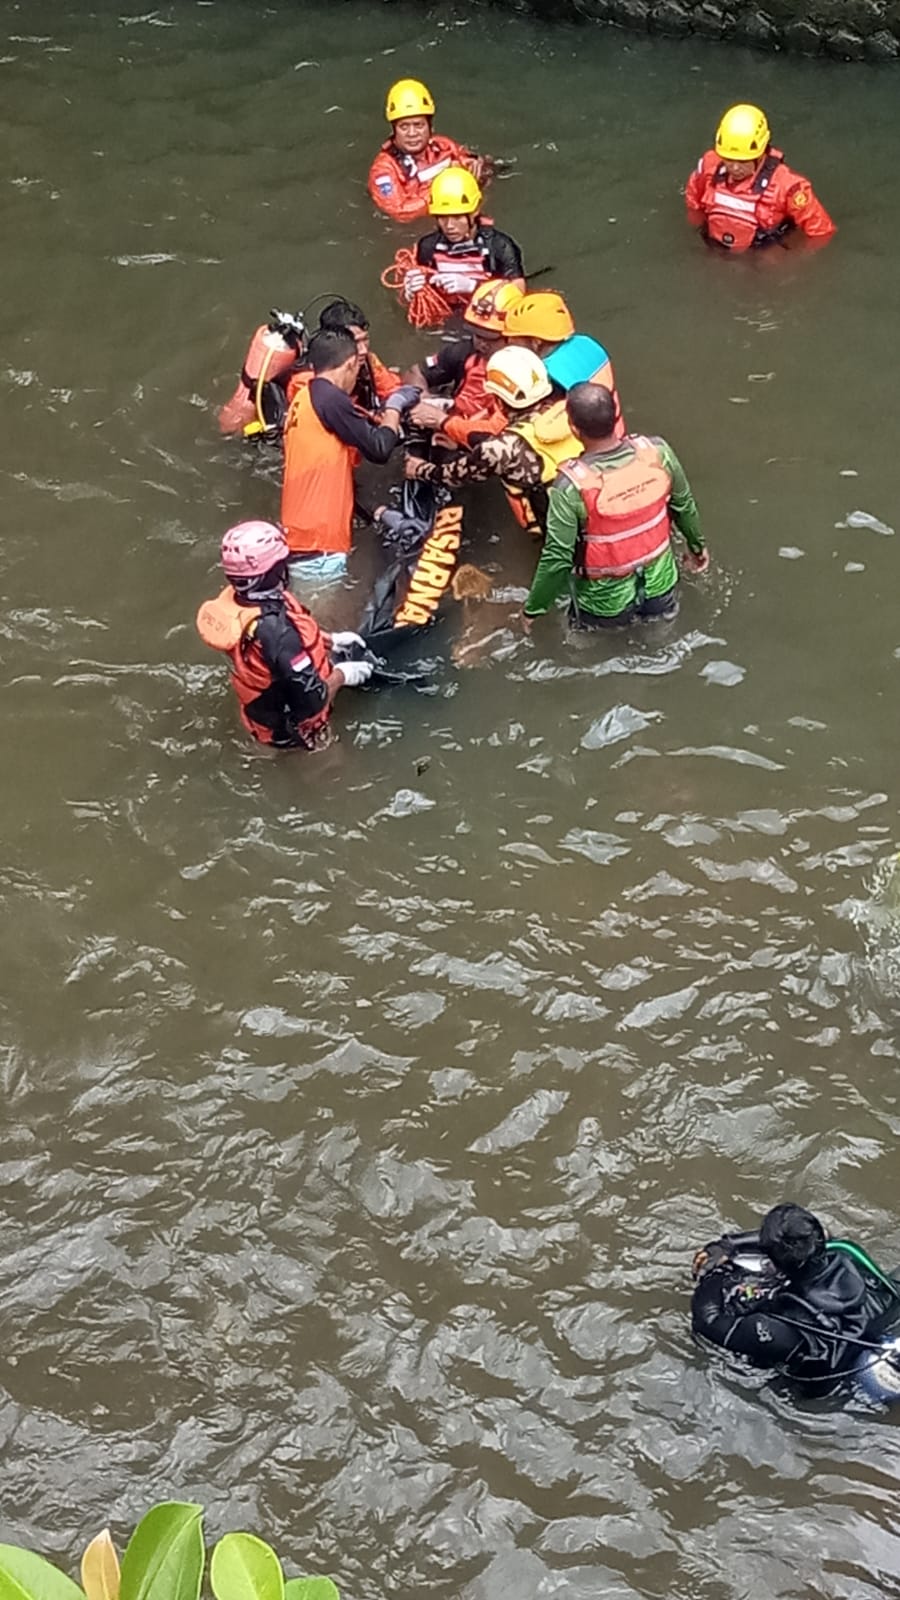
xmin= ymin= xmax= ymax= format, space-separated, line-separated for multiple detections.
xmin=685 ymin=148 xmax=835 ymax=252
xmin=368 ymin=135 xmax=473 ymax=222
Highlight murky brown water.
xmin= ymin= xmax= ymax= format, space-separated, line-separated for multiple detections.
xmin=2 ymin=1 xmax=900 ymax=1595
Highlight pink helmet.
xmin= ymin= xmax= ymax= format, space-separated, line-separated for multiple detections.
xmin=220 ymin=520 xmax=289 ymax=579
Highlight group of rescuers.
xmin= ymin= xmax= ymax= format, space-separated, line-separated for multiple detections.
xmin=203 ymin=84 xmax=834 ymax=753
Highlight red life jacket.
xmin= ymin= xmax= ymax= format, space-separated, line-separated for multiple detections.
xmin=699 ymin=150 xmax=790 ymax=251
xmin=419 ymin=227 xmax=500 ymax=303
xmin=196 ymin=587 xmax=332 ymax=746
xmin=559 ymin=437 xmax=673 ymax=580
xmin=452 ymin=351 xmax=491 ymax=418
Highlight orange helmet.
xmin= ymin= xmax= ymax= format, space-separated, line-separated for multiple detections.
xmin=463 ymin=278 xmax=524 ymax=335
xmin=504 ymin=290 xmax=575 ymax=343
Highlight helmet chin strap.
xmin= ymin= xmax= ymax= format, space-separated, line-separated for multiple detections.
xmin=232 ymin=559 xmax=288 ymax=603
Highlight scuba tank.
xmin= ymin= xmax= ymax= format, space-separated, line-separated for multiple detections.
xmin=217 ymin=309 xmax=306 ymax=439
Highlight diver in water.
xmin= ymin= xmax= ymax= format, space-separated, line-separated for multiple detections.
xmin=691 ymin=1202 xmax=900 ymax=1395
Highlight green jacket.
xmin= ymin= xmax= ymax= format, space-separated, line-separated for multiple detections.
xmin=524 ymin=435 xmax=704 ymax=619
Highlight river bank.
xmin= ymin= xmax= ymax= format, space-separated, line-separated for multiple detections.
xmin=446 ymin=0 xmax=900 ymax=57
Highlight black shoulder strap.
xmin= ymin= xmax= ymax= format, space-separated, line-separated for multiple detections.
xmin=753 ymin=151 xmax=783 ymax=193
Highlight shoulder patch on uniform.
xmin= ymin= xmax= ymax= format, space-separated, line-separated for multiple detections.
xmin=791 ymin=186 xmax=809 ymax=208
xmin=290 ymin=650 xmax=312 ymax=672
xmin=375 ymin=175 xmax=394 ymax=196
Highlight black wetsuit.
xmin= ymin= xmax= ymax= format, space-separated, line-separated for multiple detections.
xmin=692 ymin=1231 xmax=900 ymax=1392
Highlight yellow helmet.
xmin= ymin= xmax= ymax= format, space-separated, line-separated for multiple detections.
xmin=463 ymin=278 xmax=524 ymax=334
xmin=504 ymin=290 xmax=575 ymax=343
xmin=429 ymin=165 xmax=482 ymax=216
xmin=385 ymin=79 xmax=435 ymax=123
xmin=484 ymin=346 xmax=552 ymax=411
xmin=715 ymin=103 xmax=771 ymax=162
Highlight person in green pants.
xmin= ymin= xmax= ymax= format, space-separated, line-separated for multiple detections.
xmin=522 ymin=383 xmax=708 ymax=631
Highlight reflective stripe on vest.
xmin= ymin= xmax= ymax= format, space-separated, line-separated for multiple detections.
xmin=430 ymin=236 xmax=492 ymax=285
xmin=704 ymin=150 xmax=785 ymax=251
xmin=415 ymin=156 xmax=453 ymax=183
xmin=561 ymin=436 xmax=673 ymax=579
xmin=390 ymin=139 xmax=458 ymax=186
xmin=281 ymin=381 xmax=358 ymax=555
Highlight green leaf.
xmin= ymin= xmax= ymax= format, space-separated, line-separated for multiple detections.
xmin=0 ymin=1546 xmax=86 ymax=1600
xmin=284 ymin=1581 xmax=339 ymax=1600
xmin=119 ymin=1504 xmax=204 ymax=1600
xmin=210 ymin=1537 xmax=283 ymax=1600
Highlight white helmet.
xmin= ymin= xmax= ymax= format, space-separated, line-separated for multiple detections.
xmin=484 ymin=345 xmax=552 ymax=410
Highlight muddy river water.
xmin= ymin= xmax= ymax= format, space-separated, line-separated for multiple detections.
xmin=2 ymin=1 xmax=900 ymax=1596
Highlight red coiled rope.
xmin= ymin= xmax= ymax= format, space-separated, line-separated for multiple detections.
xmin=380 ymin=247 xmax=455 ymax=330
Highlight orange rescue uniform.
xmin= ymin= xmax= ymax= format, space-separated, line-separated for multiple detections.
xmin=368 ymin=135 xmax=473 ymax=222
xmin=281 ymin=376 xmax=358 ymax=557
xmin=685 ymin=149 xmax=835 ymax=252
xmin=281 ymin=373 xmax=400 ymax=557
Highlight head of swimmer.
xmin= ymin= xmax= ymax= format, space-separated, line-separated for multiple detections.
xmin=308 ymin=327 xmax=363 ymax=393
xmin=319 ymin=299 xmax=371 ymax=362
xmin=392 ymin=115 xmax=432 ymax=157
xmin=759 ymin=1203 xmax=826 ymax=1279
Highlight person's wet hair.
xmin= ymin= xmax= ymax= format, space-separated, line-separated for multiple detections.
xmin=319 ymin=299 xmax=369 ymax=333
xmin=760 ymin=1203 xmax=826 ymax=1275
xmin=308 ymin=328 xmax=358 ymax=373
xmin=567 ymin=382 xmax=618 ymax=441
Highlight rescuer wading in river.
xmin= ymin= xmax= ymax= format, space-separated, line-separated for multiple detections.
xmin=196 ymin=522 xmax=373 ymax=750
xmin=522 ymin=384 xmax=708 ymax=630
xmin=686 ymin=103 xmax=835 ymax=252
xmin=368 ymin=78 xmax=492 ymax=223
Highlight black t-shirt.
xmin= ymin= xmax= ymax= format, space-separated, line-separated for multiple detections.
xmin=308 ymin=376 xmax=398 ymax=464
xmin=424 ymin=336 xmax=475 ymax=394
xmin=415 ymin=224 xmax=524 ymax=280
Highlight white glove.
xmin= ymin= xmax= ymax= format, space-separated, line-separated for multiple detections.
xmin=330 ymin=631 xmax=367 ymax=651
xmin=403 ymin=268 xmax=427 ymax=302
xmin=338 ymin=659 xmax=374 ymax=688
xmin=432 ymin=271 xmax=478 ymax=296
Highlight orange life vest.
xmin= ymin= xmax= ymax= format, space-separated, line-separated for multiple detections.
xmin=559 ymin=437 xmax=673 ymax=579
xmin=699 ymin=150 xmax=790 ymax=252
xmin=196 ymin=586 xmax=332 ymax=746
xmin=281 ymin=376 xmax=359 ymax=556
xmin=218 ymin=324 xmax=298 ymax=436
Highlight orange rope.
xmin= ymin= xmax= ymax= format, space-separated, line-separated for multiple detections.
xmin=380 ymin=246 xmax=455 ymax=330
